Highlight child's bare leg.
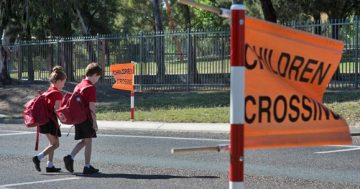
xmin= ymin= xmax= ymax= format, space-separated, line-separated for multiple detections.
xmin=83 ymin=138 xmax=92 ymax=164
xmin=70 ymin=139 xmax=85 ymax=158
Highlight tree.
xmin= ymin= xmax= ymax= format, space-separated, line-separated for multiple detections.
xmin=116 ymin=0 xmax=154 ymax=33
xmin=164 ymin=0 xmax=184 ymax=62
xmin=0 ymin=0 xmax=25 ymax=84
xmin=71 ymin=0 xmax=119 ymax=35
xmin=259 ymin=0 xmax=276 ymax=22
xmin=152 ymin=0 xmax=166 ymax=80
xmin=0 ymin=0 xmax=123 ymax=83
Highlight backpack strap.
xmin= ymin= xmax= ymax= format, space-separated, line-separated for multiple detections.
xmin=34 ymin=116 xmax=59 ymax=151
xmin=35 ymin=126 xmax=40 ymax=151
xmin=42 ymin=90 xmax=61 ymax=128
xmin=77 ymin=84 xmax=93 ymax=94
xmin=77 ymin=84 xmax=94 ymax=121
xmin=42 ymin=89 xmax=59 ymax=97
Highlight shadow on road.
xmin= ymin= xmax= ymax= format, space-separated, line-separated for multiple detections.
xmin=75 ymin=173 xmax=219 ymax=180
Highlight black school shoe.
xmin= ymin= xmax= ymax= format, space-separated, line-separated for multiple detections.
xmin=63 ymin=155 xmax=74 ymax=173
xmin=46 ymin=166 xmax=61 ymax=172
xmin=32 ymin=156 xmax=41 ymax=172
xmin=83 ymin=165 xmax=99 ymax=174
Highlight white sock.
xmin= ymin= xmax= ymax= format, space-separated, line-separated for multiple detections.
xmin=47 ymin=161 xmax=54 ymax=168
xmin=85 ymin=164 xmax=90 ymax=168
xmin=37 ymin=153 xmax=44 ymax=161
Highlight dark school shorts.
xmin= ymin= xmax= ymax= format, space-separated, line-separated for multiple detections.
xmin=39 ymin=119 xmax=61 ymax=137
xmin=74 ymin=119 xmax=97 ymax=140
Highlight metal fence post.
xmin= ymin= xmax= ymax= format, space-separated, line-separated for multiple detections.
xmin=56 ymin=39 xmax=60 ymax=66
xmin=139 ymin=31 xmax=144 ymax=92
xmin=27 ymin=42 xmax=34 ymax=81
xmin=356 ymin=16 xmax=359 ymax=88
xmin=18 ymin=44 xmax=23 ymax=80
xmin=97 ymin=33 xmax=100 ymax=65
xmin=187 ymin=28 xmax=191 ymax=91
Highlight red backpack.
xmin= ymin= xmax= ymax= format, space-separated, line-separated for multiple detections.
xmin=56 ymin=85 xmax=92 ymax=125
xmin=23 ymin=91 xmax=57 ymax=128
xmin=23 ymin=90 xmax=58 ymax=150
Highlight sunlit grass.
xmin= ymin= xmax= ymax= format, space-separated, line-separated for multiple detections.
xmin=97 ymin=90 xmax=360 ymax=124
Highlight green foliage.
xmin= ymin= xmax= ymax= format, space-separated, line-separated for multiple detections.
xmin=116 ymin=0 xmax=154 ymax=33
xmin=29 ymin=1 xmax=74 ymax=37
xmin=244 ymin=0 xmax=263 ymax=19
xmin=1 ymin=0 xmax=360 ymax=41
xmin=273 ymin=0 xmax=359 ymax=23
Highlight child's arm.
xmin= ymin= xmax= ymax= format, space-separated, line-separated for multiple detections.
xmin=89 ymin=102 xmax=98 ymax=131
xmin=54 ymin=100 xmax=61 ymax=110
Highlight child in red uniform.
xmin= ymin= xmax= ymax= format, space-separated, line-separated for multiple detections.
xmin=63 ymin=62 xmax=102 ymax=174
xmin=32 ymin=66 xmax=67 ymax=172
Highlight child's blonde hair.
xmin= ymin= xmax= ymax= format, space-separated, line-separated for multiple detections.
xmin=49 ymin=66 xmax=67 ymax=83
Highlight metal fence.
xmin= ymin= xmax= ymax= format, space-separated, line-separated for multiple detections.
xmin=5 ymin=17 xmax=360 ymax=91
xmin=7 ymin=30 xmax=230 ymax=91
xmin=285 ymin=17 xmax=360 ymax=89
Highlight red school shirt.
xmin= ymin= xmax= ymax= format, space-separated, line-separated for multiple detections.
xmin=45 ymin=87 xmax=62 ymax=111
xmin=74 ymin=79 xmax=96 ymax=107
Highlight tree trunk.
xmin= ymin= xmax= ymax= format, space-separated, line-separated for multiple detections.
xmin=164 ymin=0 xmax=184 ymax=62
xmin=188 ymin=31 xmax=198 ymax=85
xmin=181 ymin=4 xmax=191 ymax=29
xmin=313 ymin=14 xmax=321 ymax=35
xmin=74 ymin=6 xmax=97 ymax=63
xmin=0 ymin=46 xmax=11 ymax=84
xmin=63 ymin=41 xmax=74 ymax=81
xmin=260 ymin=0 xmax=277 ymax=23
xmin=182 ymin=6 xmax=199 ymax=85
xmin=331 ymin=22 xmax=342 ymax=81
xmin=0 ymin=28 xmax=12 ymax=84
xmin=152 ymin=0 xmax=165 ymax=81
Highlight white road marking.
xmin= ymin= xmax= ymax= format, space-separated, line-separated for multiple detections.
xmin=316 ymin=145 xmax=360 ymax=154
xmin=0 ymin=129 xmax=229 ymax=142
xmin=327 ymin=145 xmax=360 ymax=148
xmin=0 ymin=130 xmax=32 ymax=133
xmin=0 ymin=177 xmax=80 ymax=188
xmin=0 ymin=132 xmax=34 ymax=136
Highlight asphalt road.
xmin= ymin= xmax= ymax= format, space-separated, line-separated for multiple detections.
xmin=0 ymin=124 xmax=360 ymax=189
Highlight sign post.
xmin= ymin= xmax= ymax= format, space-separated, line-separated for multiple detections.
xmin=229 ymin=1 xmax=245 ymax=188
xmin=110 ymin=63 xmax=135 ymax=121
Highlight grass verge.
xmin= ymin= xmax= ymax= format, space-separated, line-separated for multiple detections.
xmin=97 ymin=90 xmax=360 ymax=124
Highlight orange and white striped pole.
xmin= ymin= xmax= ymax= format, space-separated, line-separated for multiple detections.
xmin=229 ymin=1 xmax=245 ymax=189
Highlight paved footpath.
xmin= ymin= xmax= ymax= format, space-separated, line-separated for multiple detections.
xmin=64 ymin=121 xmax=229 ymax=133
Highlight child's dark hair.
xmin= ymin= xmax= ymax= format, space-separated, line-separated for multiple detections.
xmin=85 ymin=62 xmax=102 ymax=77
xmin=49 ymin=66 xmax=67 ymax=83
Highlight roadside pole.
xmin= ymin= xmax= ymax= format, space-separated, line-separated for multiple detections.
xmin=130 ymin=91 xmax=135 ymax=121
xmin=130 ymin=61 xmax=136 ymax=122
xmin=110 ymin=62 xmax=136 ymax=121
xmin=229 ymin=1 xmax=245 ymax=189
